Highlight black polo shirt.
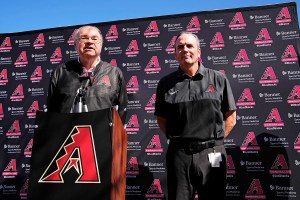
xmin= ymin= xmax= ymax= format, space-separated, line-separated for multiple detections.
xmin=155 ymin=64 xmax=236 ymax=140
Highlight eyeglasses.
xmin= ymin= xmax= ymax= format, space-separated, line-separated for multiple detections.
xmin=77 ymin=37 xmax=101 ymax=44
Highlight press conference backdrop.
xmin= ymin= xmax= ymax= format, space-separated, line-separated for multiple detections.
xmin=0 ymin=2 xmax=299 ymax=199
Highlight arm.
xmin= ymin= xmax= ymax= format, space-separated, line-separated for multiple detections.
xmin=117 ymin=69 xmax=128 ymax=124
xmin=157 ymin=116 xmax=167 ymax=136
xmin=224 ymin=110 xmax=236 ymax=138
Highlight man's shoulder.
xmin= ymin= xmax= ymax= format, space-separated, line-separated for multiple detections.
xmin=99 ymin=61 xmax=124 ymax=75
xmin=159 ymin=70 xmax=178 ymax=83
xmin=205 ymin=67 xmax=226 ymax=79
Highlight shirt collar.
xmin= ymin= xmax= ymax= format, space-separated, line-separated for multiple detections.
xmin=78 ymin=56 xmax=101 ymax=72
xmin=176 ymin=62 xmax=206 ymax=78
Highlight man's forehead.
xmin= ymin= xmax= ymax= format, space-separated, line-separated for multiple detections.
xmin=176 ymin=34 xmax=197 ymax=44
xmin=79 ymin=27 xmax=100 ymax=36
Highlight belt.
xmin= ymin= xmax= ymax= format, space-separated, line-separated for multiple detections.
xmin=170 ymin=138 xmax=223 ymax=153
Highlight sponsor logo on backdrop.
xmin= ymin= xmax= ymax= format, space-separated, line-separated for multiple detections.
xmin=259 ymin=66 xmax=279 ymax=86
xmin=163 ymin=22 xmax=183 ymax=32
xmin=32 ymin=52 xmax=48 ymax=62
xmin=144 ymin=161 xmax=165 ymax=173
xmin=226 ymin=183 xmax=241 ymax=198
xmin=232 ymin=49 xmax=251 ymax=68
xmin=127 ymin=100 xmax=141 ymax=110
xmin=236 ymin=115 xmax=259 ymax=126
xmin=21 ymin=163 xmax=30 ymax=174
xmin=288 ymin=112 xmax=300 ymax=124
xmin=240 ymin=132 xmax=260 ymax=152
xmin=0 ymin=103 xmax=3 ymax=120
xmin=0 ymin=56 xmax=12 ymax=65
xmin=50 ymin=47 xmax=62 ymax=63
xmin=123 ymin=62 xmax=141 ymax=71
xmin=270 ymin=184 xmax=297 ymax=198
xmin=240 ymin=160 xmax=264 ymax=172
xmin=232 ymin=73 xmax=255 ymax=83
xmin=67 ymin=30 xmax=76 ymax=45
xmin=226 ymin=155 xmax=236 ymax=176
xmin=30 ymin=66 xmax=43 ymax=82
xmin=127 ymin=76 xmax=139 ymax=93
xmin=33 ymin=33 xmax=45 ymax=48
xmin=127 ymin=141 xmax=142 ymax=151
xmin=105 ymin=25 xmax=118 ymax=41
xmin=25 ymin=123 xmax=38 ymax=134
xmin=14 ymin=51 xmax=28 ymax=67
xmin=24 ymin=139 xmax=33 ymax=157
xmin=15 ymin=38 xmax=31 ymax=47
xmin=165 ymin=58 xmax=179 ymax=68
xmin=276 ymin=30 xmax=299 ymax=40
xmin=269 ymin=154 xmax=291 ymax=177
xmin=126 ymin=157 xmax=139 ymax=176
xmin=0 ymin=69 xmax=8 ymax=85
xmin=126 ymin=114 xmax=140 ymax=134
xmin=145 ymin=93 xmax=156 ymax=113
xmin=229 ymin=12 xmax=246 ymax=29
xmin=263 ymin=136 xmax=288 ymax=147
xmin=19 ymin=179 xmax=29 ymax=198
xmin=28 ymin=87 xmax=45 ymax=96
xmin=144 ymin=56 xmax=161 ymax=74
xmin=27 ymin=100 xmax=39 ymax=118
xmin=144 ymin=21 xmax=160 ymax=38
xmin=0 ymin=37 xmax=12 ymax=52
xmin=259 ymin=92 xmax=283 ymax=103
xmin=210 ymin=32 xmax=225 ymax=50
xmin=281 ymin=45 xmax=298 ymax=64
xmin=145 ymin=179 xmax=165 ymax=199
xmin=186 ymin=16 xmax=200 ymax=32
xmin=144 ymin=79 xmax=159 ymax=89
xmin=8 ymin=106 xmax=24 ymax=116
xmin=276 ymin=7 xmax=292 ymax=25
xmin=165 ymin=36 xmax=176 ymax=54
xmin=122 ymin=26 xmax=141 ymax=36
xmin=6 ymin=120 xmax=21 ymax=138
xmin=143 ymin=42 xmax=162 ymax=52
xmin=12 ymin=71 xmax=28 ymax=81
xmin=228 ymin=34 xmax=250 ymax=45
xmin=254 ymin=51 xmax=277 ymax=62
xmin=224 ymin=138 xmax=237 ymax=149
xmin=205 ymin=18 xmax=225 ymax=28
xmin=145 ymin=135 xmax=163 ymax=155
xmin=207 ymin=55 xmax=229 ymax=65
xmin=2 ymin=159 xmax=18 ymax=178
xmin=264 ymin=108 xmax=284 ymax=130
xmin=236 ymin=88 xmax=256 ymax=109
xmin=250 ymin=14 xmax=272 ymax=24
xmin=10 ymin=84 xmax=24 ymax=101
xmin=254 ymin=28 xmax=273 ymax=47
xmin=245 ymin=179 xmax=266 ymax=199
xmin=39 ymin=126 xmax=100 ymax=183
xmin=48 ymin=34 xmax=65 ymax=43
xmin=4 ymin=144 xmax=22 ymax=154
xmin=66 ymin=50 xmax=78 ymax=59
xmin=104 ymin=46 xmax=122 ymax=55
xmin=144 ymin=118 xmax=159 ymax=129
xmin=126 ymin=40 xmax=139 ymax=57
xmin=287 ymin=85 xmax=300 ymax=106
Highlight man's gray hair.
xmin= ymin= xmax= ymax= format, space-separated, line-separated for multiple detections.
xmin=175 ymin=31 xmax=200 ymax=49
xmin=73 ymin=25 xmax=103 ymax=43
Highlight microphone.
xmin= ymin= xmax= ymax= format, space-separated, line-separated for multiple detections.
xmin=80 ymin=72 xmax=94 ymax=89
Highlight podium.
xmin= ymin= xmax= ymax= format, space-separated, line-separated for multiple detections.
xmin=27 ymin=108 xmax=127 ymax=200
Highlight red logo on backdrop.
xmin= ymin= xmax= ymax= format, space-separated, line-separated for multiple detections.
xmin=20 ymin=179 xmax=29 ymax=197
xmin=232 ymin=49 xmax=251 ymax=66
xmin=294 ymin=133 xmax=300 ymax=150
xmin=0 ymin=68 xmax=8 ymax=84
xmin=126 ymin=40 xmax=139 ymax=56
xmin=110 ymin=59 xmax=117 ymax=67
xmin=14 ymin=51 xmax=28 ymax=66
xmin=259 ymin=67 xmax=279 ymax=85
xmin=33 ymin=33 xmax=45 ymax=48
xmin=227 ymin=155 xmax=236 ymax=175
xmin=144 ymin=56 xmax=161 ymax=72
xmin=126 ymin=114 xmax=140 ymax=132
xmin=240 ymin=132 xmax=260 ymax=151
xmin=0 ymin=37 xmax=12 ymax=50
xmin=144 ymin=21 xmax=160 ymax=37
xmin=145 ymin=94 xmax=156 ymax=111
xmin=50 ymin=47 xmax=63 ymax=62
xmin=264 ymin=108 xmax=284 ymax=127
xmin=236 ymin=88 xmax=256 ymax=107
xmin=210 ymin=32 xmax=225 ymax=48
xmin=145 ymin=135 xmax=163 ymax=153
xmin=186 ymin=16 xmax=200 ymax=32
xmin=229 ymin=12 xmax=246 ymax=28
xmin=126 ymin=157 xmax=139 ymax=175
xmin=165 ymin=36 xmax=176 ymax=54
xmin=10 ymin=84 xmax=24 ymax=101
xmin=24 ymin=139 xmax=33 ymax=156
xmin=254 ymin=28 xmax=273 ymax=45
xmin=287 ymin=85 xmax=300 ymax=104
xmin=276 ymin=7 xmax=292 ymax=24
xmin=2 ymin=159 xmax=18 ymax=176
xmin=269 ymin=154 xmax=291 ymax=174
xmin=126 ymin=76 xmax=139 ymax=93
xmin=281 ymin=45 xmax=298 ymax=63
xmin=0 ymin=103 xmax=4 ymax=119
xmin=30 ymin=66 xmax=43 ymax=82
xmin=27 ymin=100 xmax=39 ymax=118
xmin=6 ymin=120 xmax=21 ymax=136
xmin=245 ymin=179 xmax=266 ymax=199
xmin=67 ymin=29 xmax=76 ymax=45
xmin=39 ymin=126 xmax=100 ymax=183
xmin=146 ymin=179 xmax=165 ymax=198
xmin=105 ymin=25 xmax=118 ymax=40
xmin=97 ymin=75 xmax=111 ymax=86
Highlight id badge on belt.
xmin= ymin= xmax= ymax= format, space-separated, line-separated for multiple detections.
xmin=208 ymin=149 xmax=222 ymax=167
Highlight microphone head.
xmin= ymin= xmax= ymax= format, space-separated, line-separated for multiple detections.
xmin=80 ymin=71 xmax=94 ymax=85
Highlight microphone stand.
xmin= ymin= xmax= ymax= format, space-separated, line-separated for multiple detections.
xmin=71 ymin=79 xmax=90 ymax=113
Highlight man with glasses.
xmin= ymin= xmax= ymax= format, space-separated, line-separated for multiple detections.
xmin=47 ymin=25 xmax=127 ymax=122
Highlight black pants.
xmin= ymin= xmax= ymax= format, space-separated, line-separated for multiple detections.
xmin=166 ymin=142 xmax=227 ymax=200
